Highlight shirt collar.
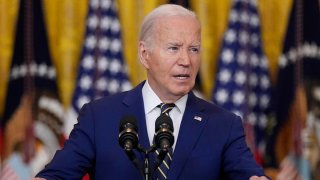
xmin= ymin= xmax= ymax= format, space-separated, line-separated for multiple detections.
xmin=174 ymin=93 xmax=188 ymax=114
xmin=142 ymin=80 xmax=188 ymax=114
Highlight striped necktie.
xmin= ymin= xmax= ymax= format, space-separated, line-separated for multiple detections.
xmin=159 ymin=103 xmax=175 ymax=116
xmin=155 ymin=103 xmax=175 ymax=180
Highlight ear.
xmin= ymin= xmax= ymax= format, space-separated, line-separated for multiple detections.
xmin=138 ymin=41 xmax=150 ymax=69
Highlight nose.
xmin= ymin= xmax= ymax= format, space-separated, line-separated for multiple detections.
xmin=178 ymin=49 xmax=191 ymax=66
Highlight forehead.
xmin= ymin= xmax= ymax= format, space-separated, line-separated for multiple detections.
xmin=158 ymin=15 xmax=200 ymax=29
xmin=154 ymin=16 xmax=201 ymax=38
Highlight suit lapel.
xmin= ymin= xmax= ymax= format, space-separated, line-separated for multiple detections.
xmin=122 ymin=81 xmax=150 ymax=153
xmin=168 ymin=93 xmax=208 ymax=180
xmin=122 ymin=84 xmax=208 ymax=178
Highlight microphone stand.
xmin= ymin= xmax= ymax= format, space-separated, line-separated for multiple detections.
xmin=137 ymin=144 xmax=157 ymax=180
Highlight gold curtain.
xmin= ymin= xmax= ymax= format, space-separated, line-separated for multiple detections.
xmin=0 ymin=0 xmax=19 ymax=115
xmin=190 ymin=0 xmax=232 ymax=98
xmin=43 ymin=0 xmax=88 ymax=108
xmin=190 ymin=0 xmax=293 ymax=98
xmin=259 ymin=0 xmax=293 ymax=83
xmin=117 ymin=0 xmax=167 ymax=86
xmin=0 ymin=0 xmax=292 ymax=114
xmin=0 ymin=0 xmax=87 ymax=113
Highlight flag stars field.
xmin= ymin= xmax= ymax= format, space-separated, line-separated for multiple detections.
xmin=77 ymin=96 xmax=90 ymax=110
xmin=99 ymin=37 xmax=110 ymax=51
xmin=95 ymin=78 xmax=108 ymax=91
xmin=251 ymin=34 xmax=259 ymax=47
xmin=110 ymin=19 xmax=120 ymax=33
xmin=222 ymin=49 xmax=234 ymax=64
xmin=110 ymin=39 xmax=121 ymax=53
xmin=239 ymin=30 xmax=249 ymax=45
xmin=215 ymin=89 xmax=229 ymax=104
xmin=249 ymin=15 xmax=259 ymax=27
xmin=88 ymin=15 xmax=99 ymax=29
xmin=83 ymin=55 xmax=95 ymax=70
xmin=237 ymin=51 xmax=247 ymax=65
xmin=109 ymin=59 xmax=121 ymax=74
xmin=232 ymin=91 xmax=245 ymax=105
xmin=225 ymin=29 xmax=236 ymax=44
xmin=100 ymin=16 xmax=111 ymax=30
xmin=90 ymin=0 xmax=99 ymax=9
xmin=218 ymin=69 xmax=232 ymax=84
xmin=212 ymin=0 xmax=272 ymax=161
xmin=97 ymin=57 xmax=109 ymax=71
xmin=85 ymin=35 xmax=97 ymax=49
xmin=240 ymin=11 xmax=249 ymax=24
xmin=250 ymin=54 xmax=259 ymax=67
xmin=101 ymin=0 xmax=112 ymax=9
xmin=66 ymin=0 xmax=132 ymax=137
xmin=235 ymin=70 xmax=246 ymax=85
xmin=79 ymin=75 xmax=92 ymax=90
xmin=229 ymin=10 xmax=238 ymax=23
xmin=249 ymin=93 xmax=257 ymax=106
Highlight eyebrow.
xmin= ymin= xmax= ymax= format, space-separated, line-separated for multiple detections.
xmin=189 ymin=44 xmax=201 ymax=48
xmin=166 ymin=42 xmax=200 ymax=47
xmin=167 ymin=42 xmax=183 ymax=46
xmin=190 ymin=43 xmax=200 ymax=46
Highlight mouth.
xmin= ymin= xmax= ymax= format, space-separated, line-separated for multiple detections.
xmin=173 ymin=74 xmax=190 ymax=80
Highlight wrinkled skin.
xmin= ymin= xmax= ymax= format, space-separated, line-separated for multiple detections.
xmin=139 ymin=15 xmax=201 ymax=103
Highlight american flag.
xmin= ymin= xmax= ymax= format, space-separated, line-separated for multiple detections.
xmin=64 ymin=0 xmax=132 ymax=136
xmin=269 ymin=0 xmax=320 ymax=178
xmin=1 ymin=0 xmax=64 ymax=177
xmin=212 ymin=0 xmax=272 ymax=164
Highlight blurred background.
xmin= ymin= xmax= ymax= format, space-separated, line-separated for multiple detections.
xmin=0 ymin=0 xmax=319 ymax=179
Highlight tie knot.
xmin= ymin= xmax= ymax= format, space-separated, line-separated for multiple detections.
xmin=158 ymin=103 xmax=175 ymax=115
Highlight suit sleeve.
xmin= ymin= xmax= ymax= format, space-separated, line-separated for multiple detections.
xmin=36 ymin=104 xmax=95 ymax=179
xmin=222 ymin=115 xmax=265 ymax=179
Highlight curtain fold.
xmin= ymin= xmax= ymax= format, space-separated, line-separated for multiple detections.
xmin=0 ymin=0 xmax=19 ymax=115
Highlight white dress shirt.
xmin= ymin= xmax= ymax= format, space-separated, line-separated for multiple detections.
xmin=142 ymin=81 xmax=188 ymax=151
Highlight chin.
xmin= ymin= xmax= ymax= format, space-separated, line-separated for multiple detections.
xmin=173 ymin=87 xmax=192 ymax=96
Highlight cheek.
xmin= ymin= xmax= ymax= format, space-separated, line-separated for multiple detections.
xmin=159 ymin=49 xmax=166 ymax=57
xmin=191 ymin=58 xmax=201 ymax=72
xmin=154 ymin=51 xmax=175 ymax=72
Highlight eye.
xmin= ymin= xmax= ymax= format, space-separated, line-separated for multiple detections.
xmin=189 ymin=47 xmax=200 ymax=54
xmin=168 ymin=46 xmax=179 ymax=52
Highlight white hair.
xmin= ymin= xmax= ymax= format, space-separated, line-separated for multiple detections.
xmin=139 ymin=4 xmax=199 ymax=46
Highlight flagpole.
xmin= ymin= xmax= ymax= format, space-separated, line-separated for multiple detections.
xmin=23 ymin=0 xmax=35 ymax=164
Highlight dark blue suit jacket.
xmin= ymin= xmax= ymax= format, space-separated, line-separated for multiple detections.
xmin=37 ymin=82 xmax=265 ymax=179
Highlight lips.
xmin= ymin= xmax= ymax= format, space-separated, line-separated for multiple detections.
xmin=173 ymin=74 xmax=190 ymax=79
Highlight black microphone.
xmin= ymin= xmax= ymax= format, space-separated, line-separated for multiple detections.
xmin=154 ymin=113 xmax=174 ymax=151
xmin=119 ymin=116 xmax=139 ymax=151
xmin=153 ymin=114 xmax=175 ymax=172
xmin=118 ymin=116 xmax=144 ymax=177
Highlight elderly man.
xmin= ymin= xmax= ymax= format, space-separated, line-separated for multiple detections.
xmin=35 ymin=4 xmax=268 ymax=180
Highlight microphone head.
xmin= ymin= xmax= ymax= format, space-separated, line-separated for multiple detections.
xmin=119 ymin=115 xmax=139 ymax=150
xmin=154 ymin=114 xmax=174 ymax=149
xmin=119 ymin=115 xmax=138 ymax=132
xmin=155 ymin=113 xmax=174 ymax=132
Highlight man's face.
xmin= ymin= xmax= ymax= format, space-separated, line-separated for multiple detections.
xmin=139 ymin=16 xmax=201 ymax=102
